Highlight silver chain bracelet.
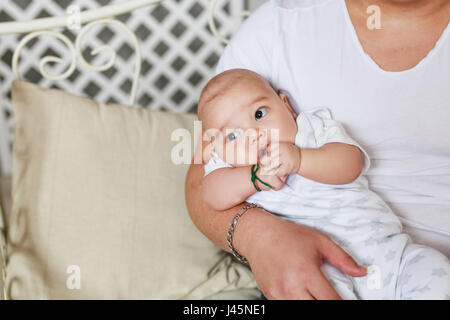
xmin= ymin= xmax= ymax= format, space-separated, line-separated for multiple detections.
xmin=227 ymin=203 xmax=260 ymax=265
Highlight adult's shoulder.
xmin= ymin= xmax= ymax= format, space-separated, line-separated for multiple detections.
xmin=214 ymin=0 xmax=338 ymax=78
xmin=214 ymin=1 xmax=279 ymax=77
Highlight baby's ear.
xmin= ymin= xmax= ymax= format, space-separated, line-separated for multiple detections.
xmin=195 ymin=130 xmax=214 ymax=165
xmin=202 ymin=129 xmax=222 ymax=163
xmin=278 ymin=89 xmax=298 ymax=118
xmin=280 ymin=93 xmax=297 ymax=118
xmin=202 ymin=141 xmax=214 ymax=164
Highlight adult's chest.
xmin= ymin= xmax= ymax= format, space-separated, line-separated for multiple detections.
xmin=273 ymin=37 xmax=450 ymax=162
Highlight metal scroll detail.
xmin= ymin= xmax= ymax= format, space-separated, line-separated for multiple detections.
xmin=12 ymin=18 xmax=141 ymax=106
xmin=208 ymin=0 xmax=251 ymax=45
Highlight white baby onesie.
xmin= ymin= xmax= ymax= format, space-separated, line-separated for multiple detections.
xmin=204 ymin=107 xmax=450 ymax=300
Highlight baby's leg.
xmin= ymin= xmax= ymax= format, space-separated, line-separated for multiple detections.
xmin=321 ymin=263 xmax=358 ymax=300
xmin=397 ymin=244 xmax=450 ymax=300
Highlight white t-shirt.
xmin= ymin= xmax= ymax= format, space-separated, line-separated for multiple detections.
xmin=215 ymin=0 xmax=450 ymax=257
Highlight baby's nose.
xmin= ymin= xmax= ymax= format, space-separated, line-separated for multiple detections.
xmin=248 ymin=130 xmax=258 ymax=144
xmin=259 ymin=129 xmax=266 ymax=139
xmin=248 ymin=129 xmax=266 ymax=144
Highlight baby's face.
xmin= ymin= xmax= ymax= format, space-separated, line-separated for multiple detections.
xmin=202 ymin=77 xmax=298 ymax=166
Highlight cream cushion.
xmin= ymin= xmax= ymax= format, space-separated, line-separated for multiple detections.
xmin=5 ymin=80 xmax=257 ymax=299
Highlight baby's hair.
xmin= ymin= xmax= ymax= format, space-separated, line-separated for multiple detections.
xmin=197 ymin=68 xmax=278 ymax=121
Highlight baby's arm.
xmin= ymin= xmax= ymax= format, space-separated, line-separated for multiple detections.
xmin=260 ymin=106 xmax=368 ymax=185
xmin=298 ymin=142 xmax=363 ymax=185
xmin=203 ymin=166 xmax=284 ymax=211
xmin=260 ymin=141 xmax=363 ymax=185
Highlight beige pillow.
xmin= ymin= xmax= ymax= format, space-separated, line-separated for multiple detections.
xmin=5 ymin=80 xmax=257 ymax=299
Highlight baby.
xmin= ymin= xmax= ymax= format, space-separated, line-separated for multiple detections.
xmin=197 ymin=68 xmax=450 ymax=300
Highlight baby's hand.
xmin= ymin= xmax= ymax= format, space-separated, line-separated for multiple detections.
xmin=259 ymin=142 xmax=301 ymax=177
xmin=255 ymin=173 xmax=287 ymax=191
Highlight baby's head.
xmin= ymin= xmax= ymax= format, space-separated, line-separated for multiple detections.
xmin=198 ymin=69 xmax=298 ymax=166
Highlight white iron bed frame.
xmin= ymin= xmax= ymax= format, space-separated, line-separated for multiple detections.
xmin=0 ymin=0 xmax=251 ymax=300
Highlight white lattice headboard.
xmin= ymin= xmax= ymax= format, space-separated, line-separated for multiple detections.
xmin=0 ymin=0 xmax=260 ymax=175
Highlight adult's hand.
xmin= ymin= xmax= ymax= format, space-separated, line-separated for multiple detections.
xmin=185 ymin=162 xmax=366 ymax=300
xmin=237 ymin=209 xmax=367 ymax=300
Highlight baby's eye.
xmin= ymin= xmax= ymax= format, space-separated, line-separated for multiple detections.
xmin=226 ymin=131 xmax=240 ymax=142
xmin=255 ymin=107 xmax=267 ymax=121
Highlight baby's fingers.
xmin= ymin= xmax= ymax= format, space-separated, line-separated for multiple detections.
xmin=260 ymin=150 xmax=279 ymax=167
xmin=259 ymin=154 xmax=274 ymax=168
xmin=259 ymin=162 xmax=281 ymax=176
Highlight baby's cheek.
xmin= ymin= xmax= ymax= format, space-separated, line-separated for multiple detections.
xmin=223 ymin=141 xmax=257 ymax=166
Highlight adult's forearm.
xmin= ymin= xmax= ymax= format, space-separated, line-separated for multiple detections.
xmin=185 ymin=163 xmax=269 ymax=255
xmin=186 ymin=164 xmax=366 ymax=300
